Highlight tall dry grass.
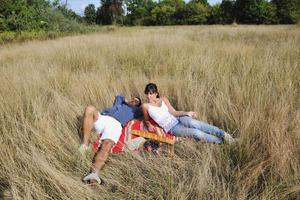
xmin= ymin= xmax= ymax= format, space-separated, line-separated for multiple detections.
xmin=0 ymin=25 xmax=299 ymax=200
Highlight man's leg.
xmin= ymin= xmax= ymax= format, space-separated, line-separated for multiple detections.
xmin=82 ymin=117 xmax=121 ymax=184
xmin=93 ymin=139 xmax=114 ymax=172
xmin=82 ymin=105 xmax=99 ymax=145
xmin=82 ymin=139 xmax=114 ymax=184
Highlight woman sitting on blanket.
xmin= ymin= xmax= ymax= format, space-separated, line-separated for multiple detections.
xmin=142 ymin=83 xmax=236 ymax=144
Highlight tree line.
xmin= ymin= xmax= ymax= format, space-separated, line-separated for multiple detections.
xmin=1 ymin=0 xmax=299 ymax=33
xmin=85 ymin=0 xmax=300 ymax=25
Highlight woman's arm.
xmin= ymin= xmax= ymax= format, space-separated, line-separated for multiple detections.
xmin=142 ymin=103 xmax=156 ymax=132
xmin=162 ymin=97 xmax=197 ymax=117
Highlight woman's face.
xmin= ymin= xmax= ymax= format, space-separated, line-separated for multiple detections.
xmin=145 ymin=91 xmax=158 ymax=102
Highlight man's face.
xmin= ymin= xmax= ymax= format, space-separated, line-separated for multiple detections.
xmin=127 ymin=97 xmax=141 ymax=107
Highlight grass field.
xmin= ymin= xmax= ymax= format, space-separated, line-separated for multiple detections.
xmin=0 ymin=25 xmax=299 ymax=200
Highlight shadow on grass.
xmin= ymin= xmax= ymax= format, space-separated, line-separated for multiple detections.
xmin=0 ymin=179 xmax=10 ymax=199
xmin=75 ymin=115 xmax=83 ymax=142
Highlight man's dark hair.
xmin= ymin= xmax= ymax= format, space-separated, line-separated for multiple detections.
xmin=135 ymin=96 xmax=142 ymax=107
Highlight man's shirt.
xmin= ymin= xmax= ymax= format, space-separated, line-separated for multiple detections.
xmin=101 ymin=95 xmax=142 ymax=127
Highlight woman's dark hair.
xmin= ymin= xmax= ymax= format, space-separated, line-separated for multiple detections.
xmin=144 ymin=83 xmax=160 ymax=98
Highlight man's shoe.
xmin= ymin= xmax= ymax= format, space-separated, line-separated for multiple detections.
xmin=79 ymin=144 xmax=90 ymax=154
xmin=82 ymin=172 xmax=102 ymax=185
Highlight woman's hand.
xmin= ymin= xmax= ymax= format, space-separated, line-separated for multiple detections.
xmin=147 ymin=124 xmax=163 ymax=136
xmin=147 ymin=124 xmax=156 ymax=132
xmin=186 ymin=111 xmax=197 ymax=118
xmin=154 ymin=126 xmax=164 ymax=137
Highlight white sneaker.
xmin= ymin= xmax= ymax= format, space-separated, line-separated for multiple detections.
xmin=224 ymin=132 xmax=236 ymax=144
xmin=82 ymin=171 xmax=102 ymax=185
xmin=79 ymin=144 xmax=90 ymax=153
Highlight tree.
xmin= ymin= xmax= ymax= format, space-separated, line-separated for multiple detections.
xmin=56 ymin=5 xmax=80 ymax=20
xmin=220 ymin=0 xmax=236 ymax=24
xmin=235 ymin=0 xmax=277 ymax=24
xmin=96 ymin=0 xmax=124 ymax=25
xmin=0 ymin=0 xmax=28 ymax=31
xmin=258 ymin=1 xmax=277 ymax=24
xmin=0 ymin=0 xmax=83 ymax=32
xmin=207 ymin=4 xmax=222 ymax=24
xmin=189 ymin=0 xmax=209 ymax=6
xmin=149 ymin=0 xmax=185 ymax=25
xmin=272 ymin=0 xmax=300 ymax=24
xmin=183 ymin=2 xmax=210 ymax=24
xmin=150 ymin=4 xmax=176 ymax=25
xmin=125 ymin=0 xmax=156 ymax=25
xmin=160 ymin=0 xmax=185 ymax=8
xmin=84 ymin=4 xmax=96 ymax=24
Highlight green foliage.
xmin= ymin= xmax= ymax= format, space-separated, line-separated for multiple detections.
xmin=123 ymin=0 xmax=297 ymax=25
xmin=125 ymin=0 xmax=156 ymax=25
xmin=235 ymin=0 xmax=277 ymax=24
xmin=149 ymin=0 xmax=186 ymax=25
xmin=207 ymin=4 xmax=222 ymax=24
xmin=0 ymin=0 xmax=299 ymax=33
xmin=151 ymin=4 xmax=176 ymax=25
xmin=258 ymin=1 xmax=277 ymax=24
xmin=56 ymin=5 xmax=82 ymax=22
xmin=160 ymin=0 xmax=185 ymax=8
xmin=84 ymin=4 xmax=97 ymax=24
xmin=0 ymin=17 xmax=8 ymax=30
xmin=184 ymin=2 xmax=210 ymax=24
xmin=189 ymin=0 xmax=209 ymax=6
xmin=272 ymin=0 xmax=300 ymax=24
xmin=126 ymin=0 xmax=210 ymax=25
xmin=0 ymin=0 xmax=110 ymax=44
xmin=220 ymin=0 xmax=236 ymax=24
xmin=96 ymin=0 xmax=124 ymax=25
xmin=0 ymin=0 xmax=84 ymax=32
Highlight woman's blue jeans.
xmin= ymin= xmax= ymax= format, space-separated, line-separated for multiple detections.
xmin=170 ymin=116 xmax=225 ymax=144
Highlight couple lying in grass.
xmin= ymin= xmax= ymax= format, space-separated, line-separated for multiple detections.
xmin=80 ymin=83 xmax=236 ymax=185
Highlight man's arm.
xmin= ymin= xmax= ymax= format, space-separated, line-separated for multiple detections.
xmin=113 ymin=95 xmax=125 ymax=106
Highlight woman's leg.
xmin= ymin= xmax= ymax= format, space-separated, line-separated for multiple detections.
xmin=171 ymin=123 xmax=223 ymax=144
xmin=178 ymin=116 xmax=225 ymax=139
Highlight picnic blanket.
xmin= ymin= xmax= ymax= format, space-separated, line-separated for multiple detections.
xmin=92 ymin=119 xmax=175 ymax=153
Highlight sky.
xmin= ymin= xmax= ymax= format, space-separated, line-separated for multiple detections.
xmin=63 ymin=0 xmax=221 ymax=16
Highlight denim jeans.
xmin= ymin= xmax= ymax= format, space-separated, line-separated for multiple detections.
xmin=170 ymin=116 xmax=225 ymax=144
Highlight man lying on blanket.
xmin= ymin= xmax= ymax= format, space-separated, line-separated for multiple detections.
xmin=80 ymin=95 xmax=175 ymax=185
xmin=80 ymin=95 xmax=142 ymax=184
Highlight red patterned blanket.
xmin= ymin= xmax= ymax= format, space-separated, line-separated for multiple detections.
xmin=92 ymin=119 xmax=175 ymax=153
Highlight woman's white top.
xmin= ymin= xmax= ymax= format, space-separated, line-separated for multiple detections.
xmin=148 ymin=101 xmax=179 ymax=132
